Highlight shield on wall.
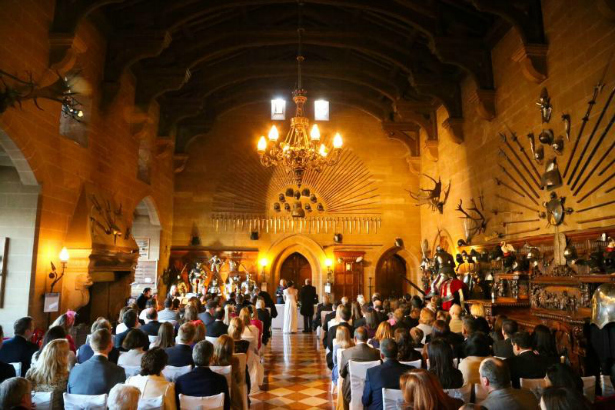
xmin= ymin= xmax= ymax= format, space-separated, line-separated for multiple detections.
xmin=545 ymin=193 xmax=565 ymax=226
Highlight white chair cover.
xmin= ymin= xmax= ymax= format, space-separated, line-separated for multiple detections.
xmin=123 ymin=365 xmax=141 ymax=378
xmin=179 ymin=393 xmax=225 ymax=410
xmin=148 ymin=335 xmax=157 ymax=343
xmin=414 ymin=347 xmax=423 ymax=353
xmin=162 ymin=365 xmax=192 ymax=382
xmin=348 ymin=360 xmax=380 ymax=410
xmin=582 ymin=375 xmax=596 ymax=402
xmin=453 ymin=358 xmax=459 ymax=368
xmin=63 ymin=393 xmax=107 ymax=410
xmin=31 ymin=392 xmax=52 ymax=410
xmin=138 ymin=395 xmax=164 ymax=410
xmin=210 ymin=365 xmax=233 ymax=398
xmin=206 ymin=336 xmax=219 ymax=344
xmin=400 ymin=359 xmax=421 ymax=368
xmin=234 ymin=353 xmax=248 ymax=410
xmin=520 ymin=377 xmax=547 ymax=398
xmin=336 ymin=348 xmax=346 ymax=378
xmin=601 ymin=374 xmax=615 ymax=397
xmin=9 ymin=362 xmax=21 ymax=377
xmin=382 ymin=388 xmax=404 ymax=410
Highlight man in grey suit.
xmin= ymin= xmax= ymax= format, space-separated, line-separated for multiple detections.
xmin=478 ymin=358 xmax=539 ymax=410
xmin=339 ymin=327 xmax=381 ymax=407
xmin=68 ymin=329 xmax=126 ymax=395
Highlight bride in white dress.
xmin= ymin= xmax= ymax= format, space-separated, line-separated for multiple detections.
xmin=283 ymin=281 xmax=299 ymax=334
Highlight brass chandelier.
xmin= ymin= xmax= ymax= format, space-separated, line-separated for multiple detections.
xmin=257 ymin=3 xmax=343 ymax=187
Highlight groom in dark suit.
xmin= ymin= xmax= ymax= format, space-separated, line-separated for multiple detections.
xmin=300 ymin=279 xmax=317 ymax=333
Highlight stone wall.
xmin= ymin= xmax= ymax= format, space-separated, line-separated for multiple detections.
xmin=0 ymin=1 xmax=174 ymax=333
xmin=173 ymin=104 xmax=423 ymax=298
xmin=420 ymin=0 xmax=615 ymax=255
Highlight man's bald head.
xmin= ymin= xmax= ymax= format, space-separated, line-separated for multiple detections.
xmin=449 ymin=304 xmax=462 ymax=317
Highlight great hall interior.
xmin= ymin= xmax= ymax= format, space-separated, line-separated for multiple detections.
xmin=1 ymin=1 xmax=615 ymax=409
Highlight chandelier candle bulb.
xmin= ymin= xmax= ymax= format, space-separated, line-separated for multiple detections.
xmin=319 ymin=144 xmax=327 ymax=157
xmin=333 ymin=133 xmax=343 ymax=148
xmin=268 ymin=125 xmax=279 ymax=141
xmin=310 ymin=124 xmax=321 ymax=141
xmin=257 ymin=136 xmax=267 ymax=151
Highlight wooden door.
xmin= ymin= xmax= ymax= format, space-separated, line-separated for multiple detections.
xmin=377 ymin=254 xmax=407 ymax=299
xmin=280 ymin=253 xmax=311 ymax=286
xmin=332 ymin=251 xmax=364 ymax=301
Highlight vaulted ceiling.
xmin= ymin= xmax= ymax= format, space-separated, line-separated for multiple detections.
xmin=50 ymin=0 xmax=547 ymax=154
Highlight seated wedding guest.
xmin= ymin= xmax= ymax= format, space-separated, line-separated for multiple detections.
xmin=198 ymin=301 xmax=217 ymax=326
xmin=400 ymin=368 xmax=463 ymax=410
xmin=118 ymin=329 xmax=149 ymax=367
xmin=150 ymin=322 xmax=175 ymax=349
xmin=339 ymin=327 xmax=381 ymax=407
xmin=25 ymin=339 xmax=69 ymax=410
xmin=490 ymin=315 xmax=508 ymax=342
xmin=462 ymin=316 xmax=478 ymax=340
xmin=139 ymin=300 xmax=156 ymax=321
xmin=540 ymin=386 xmax=591 ymax=410
xmin=424 ymin=320 xmax=464 ymax=359
xmin=506 ymin=331 xmax=551 ymax=388
xmin=126 ymin=348 xmax=176 ymax=410
xmin=367 ymin=321 xmax=393 ymax=349
xmin=175 ymin=341 xmax=230 ymax=410
xmin=362 ymin=339 xmax=413 ymax=410
xmin=31 ymin=326 xmax=76 ymax=370
xmin=243 ymin=307 xmax=263 ymax=350
xmin=351 ymin=302 xmax=363 ymax=326
xmin=395 ymin=328 xmax=422 ymax=362
xmin=256 ymin=298 xmax=271 ymax=345
xmin=436 ymin=310 xmax=450 ymax=324
xmin=192 ymin=321 xmax=206 ymax=345
xmin=331 ymin=326 xmax=353 ymax=388
xmin=207 ymin=309 xmax=229 ymax=337
xmin=475 ymin=316 xmax=492 ymax=339
xmin=115 ymin=307 xmax=132 ymax=334
xmin=448 ymin=304 xmax=463 ymax=334
xmin=410 ymin=327 xmax=424 ymax=348
xmin=165 ymin=323 xmax=196 ymax=367
xmin=115 ymin=310 xmax=149 ymax=352
xmin=228 ymin=318 xmax=250 ymax=354
xmin=223 ymin=304 xmax=235 ymax=326
xmin=493 ymin=319 xmax=518 ymax=359
xmin=544 ymin=363 xmax=584 ymax=393
xmin=389 ymin=308 xmax=406 ymax=330
xmin=459 ymin=332 xmax=492 ymax=387
xmin=171 ymin=299 xmax=181 ymax=312
xmin=108 ymin=384 xmax=140 ymax=410
xmin=211 ymin=335 xmax=242 ymax=410
xmin=363 ymin=310 xmax=379 ymax=339
xmin=140 ymin=308 xmax=162 ymax=336
xmin=0 ymin=326 xmax=16 ymax=383
xmin=470 ymin=303 xmax=486 ymax=318
xmin=353 ymin=304 xmax=370 ymax=330
xmin=533 ymin=324 xmax=559 ymax=364
xmin=313 ymin=295 xmax=333 ymax=331
xmin=49 ymin=311 xmax=77 ymax=353
xmin=68 ymin=329 xmax=126 ymax=395
xmin=478 ymin=358 xmax=539 ymax=410
xmin=428 ymin=296 xmax=441 ymax=312
xmin=323 ymin=302 xmax=339 ymax=336
xmin=159 ymin=298 xmax=180 ymax=322
xmin=77 ymin=318 xmax=120 ymax=364
xmin=0 ymin=317 xmax=38 ymax=376
xmin=326 ymin=306 xmax=353 ymax=361
xmin=417 ymin=308 xmax=435 ymax=343
xmin=406 ymin=307 xmax=421 ymax=329
xmin=137 ymin=287 xmax=153 ymax=311
xmin=327 ymin=304 xmax=344 ymax=331
xmin=0 ymin=377 xmax=33 ymax=410
xmin=428 ymin=338 xmax=464 ymax=389
xmin=182 ymin=306 xmax=199 ymax=324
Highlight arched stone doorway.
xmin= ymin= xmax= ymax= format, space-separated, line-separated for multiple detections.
xmin=377 ymin=254 xmax=407 ymax=299
xmin=280 ymin=252 xmax=312 ymax=287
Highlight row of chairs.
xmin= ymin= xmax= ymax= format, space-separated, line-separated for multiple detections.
xmin=51 ymin=392 xmax=226 ymax=410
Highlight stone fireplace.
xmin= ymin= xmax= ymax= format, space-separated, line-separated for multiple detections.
xmin=63 ymin=183 xmax=139 ymax=324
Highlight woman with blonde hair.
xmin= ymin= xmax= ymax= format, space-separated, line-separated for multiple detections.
xmin=151 ymin=322 xmax=175 ymax=349
xmin=328 ymin=303 xmax=344 ymax=329
xmin=192 ymin=321 xmax=206 ymax=345
xmin=400 ymin=368 xmax=463 ymax=410
xmin=239 ymin=308 xmax=264 ymax=392
xmin=25 ymin=339 xmax=70 ymax=409
xmin=183 ymin=305 xmax=199 ymax=323
xmin=368 ymin=321 xmax=393 ymax=349
xmin=211 ymin=335 xmax=243 ymax=409
xmin=228 ymin=317 xmax=250 ymax=354
xmin=223 ymin=304 xmax=235 ymax=326
xmin=470 ymin=303 xmax=485 ymax=318
xmin=331 ymin=326 xmax=354 ymax=387
xmin=31 ymin=326 xmax=76 ymax=370
xmin=417 ymin=308 xmax=436 ymax=343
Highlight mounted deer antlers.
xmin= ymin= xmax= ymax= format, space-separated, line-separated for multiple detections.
xmin=456 ymin=197 xmax=488 ymax=243
xmin=407 ymin=174 xmax=451 ymax=214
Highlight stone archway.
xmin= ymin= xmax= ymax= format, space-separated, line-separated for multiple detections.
xmin=374 ymin=246 xmax=422 ymax=297
xmin=131 ymin=196 xmax=162 ymax=296
xmin=266 ymin=235 xmax=327 ymax=298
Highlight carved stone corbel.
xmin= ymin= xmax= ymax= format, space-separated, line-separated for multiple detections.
xmin=382 ymin=122 xmax=420 ymax=157
xmin=442 ymin=117 xmax=465 ymax=144
xmin=45 ymin=34 xmax=88 ymax=85
xmin=470 ymin=89 xmax=497 ymax=121
xmin=123 ymin=107 xmax=155 ymax=141
xmin=156 ymin=138 xmax=174 ymax=159
xmin=406 ymin=156 xmax=421 ymax=176
xmin=424 ymin=139 xmax=439 ymax=162
xmin=512 ymin=43 xmax=548 ymax=84
xmin=174 ymin=154 xmax=189 ymax=174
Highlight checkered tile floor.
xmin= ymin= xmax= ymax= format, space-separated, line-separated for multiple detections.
xmin=250 ymin=332 xmax=335 ymax=409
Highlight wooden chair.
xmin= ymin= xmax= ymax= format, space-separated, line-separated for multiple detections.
xmin=63 ymin=393 xmax=107 ymax=410
xmin=348 ymin=360 xmax=380 ymax=410
xmin=162 ymin=365 xmax=192 ymax=382
xmin=382 ymin=388 xmax=404 ymax=410
xmin=178 ymin=393 xmax=224 ymax=410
